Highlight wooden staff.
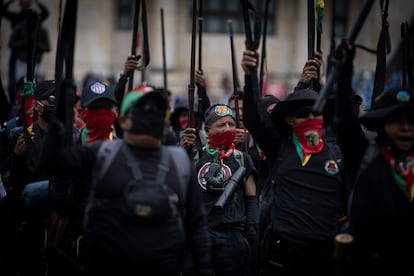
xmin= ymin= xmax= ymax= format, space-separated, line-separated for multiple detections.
xmin=259 ymin=0 xmax=271 ymax=95
xmin=21 ymin=9 xmax=39 ymax=135
xmin=371 ymin=0 xmax=390 ymax=108
xmin=197 ymin=0 xmax=204 ymax=127
xmin=326 ymin=0 xmax=336 ymax=78
xmin=404 ymin=22 xmax=413 ymax=89
xmin=197 ymin=0 xmax=203 ymax=71
xmin=240 ymin=0 xmax=261 ymax=104
xmin=128 ymin=0 xmax=141 ymax=91
xmin=316 ymin=0 xmax=324 ymax=54
xmin=228 ymin=19 xmax=241 ymax=128
xmin=308 ymin=0 xmax=315 ymax=61
xmin=188 ymin=0 xmax=197 ymax=131
xmin=308 ymin=0 xmax=316 ymax=90
xmin=53 ymin=0 xmax=78 ymax=149
xmin=335 ymin=233 xmax=354 ymax=276
xmin=313 ymin=0 xmax=375 ymax=113
xmin=316 ymin=0 xmax=324 ymax=83
xmin=161 ymin=8 xmax=167 ymax=94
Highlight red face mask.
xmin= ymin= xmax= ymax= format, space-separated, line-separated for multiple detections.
xmin=291 ymin=119 xmax=324 ymax=154
xmin=179 ymin=117 xmax=188 ymax=130
xmin=81 ymin=108 xmax=116 ymax=143
xmin=208 ymin=130 xmax=236 ymax=149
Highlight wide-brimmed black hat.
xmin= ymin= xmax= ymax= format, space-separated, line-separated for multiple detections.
xmin=271 ymin=89 xmax=319 ymax=132
xmin=360 ymin=87 xmax=414 ymax=131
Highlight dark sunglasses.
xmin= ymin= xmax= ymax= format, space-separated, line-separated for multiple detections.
xmin=292 ymin=106 xmax=322 ymax=118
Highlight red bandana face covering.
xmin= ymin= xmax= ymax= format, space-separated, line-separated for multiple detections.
xmin=179 ymin=117 xmax=188 ymax=130
xmin=208 ymin=130 xmax=236 ymax=149
xmin=380 ymin=146 xmax=414 ymax=201
xmin=81 ymin=109 xmax=116 ymax=143
xmin=291 ymin=118 xmax=324 ymax=155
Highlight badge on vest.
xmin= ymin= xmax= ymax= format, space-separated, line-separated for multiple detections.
xmin=324 ymin=160 xmax=339 ymax=175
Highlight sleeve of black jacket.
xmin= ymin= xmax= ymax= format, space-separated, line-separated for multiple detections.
xmin=243 ymin=74 xmax=280 ymax=162
xmin=334 ymin=42 xmax=368 ymax=186
xmin=38 ymin=119 xmax=98 ymax=177
xmin=184 ymin=169 xmax=214 ymax=276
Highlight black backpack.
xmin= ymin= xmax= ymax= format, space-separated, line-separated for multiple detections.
xmin=84 ymin=140 xmax=191 ymax=227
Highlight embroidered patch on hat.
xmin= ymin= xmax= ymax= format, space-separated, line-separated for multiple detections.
xmin=324 ymin=160 xmax=339 ymax=175
xmin=396 ymin=90 xmax=410 ymax=103
xmin=90 ymin=82 xmax=106 ymax=94
xmin=214 ymin=105 xmax=234 ymax=117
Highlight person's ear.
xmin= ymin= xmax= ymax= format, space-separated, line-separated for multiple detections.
xmin=34 ymin=102 xmax=42 ymax=113
xmin=204 ymin=126 xmax=209 ymax=134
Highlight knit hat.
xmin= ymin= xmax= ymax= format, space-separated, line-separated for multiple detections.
xmin=360 ymin=87 xmax=414 ymax=131
xmin=204 ymin=104 xmax=236 ymax=126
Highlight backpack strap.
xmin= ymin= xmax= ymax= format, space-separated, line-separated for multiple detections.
xmin=84 ymin=140 xmax=123 ymax=228
xmin=166 ymin=146 xmax=191 ymax=212
xmin=95 ymin=140 xmax=124 ymax=182
xmin=120 ymin=144 xmax=170 ymax=186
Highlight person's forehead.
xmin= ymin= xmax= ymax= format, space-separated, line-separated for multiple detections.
xmin=212 ymin=116 xmax=235 ymax=124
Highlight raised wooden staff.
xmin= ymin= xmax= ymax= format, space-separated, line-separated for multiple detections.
xmin=160 ymin=8 xmax=167 ymax=94
xmin=228 ymin=19 xmax=241 ymax=128
xmin=197 ymin=0 xmax=204 ymax=127
xmin=313 ymin=0 xmax=376 ymax=113
xmin=335 ymin=233 xmax=354 ymax=276
xmin=187 ymin=0 xmax=197 ymax=134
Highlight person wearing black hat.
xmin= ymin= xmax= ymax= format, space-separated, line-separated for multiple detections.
xmin=8 ymin=79 xmax=56 ymax=198
xmin=170 ymin=95 xmax=189 ymax=144
xmin=334 ymin=42 xmax=414 ymax=275
xmin=79 ymin=81 xmax=119 ymax=144
xmin=38 ymin=90 xmax=213 ymax=276
xmin=41 ymin=80 xmax=120 ymax=275
xmin=241 ymin=49 xmax=345 ymax=276
xmin=4 ymin=79 xmax=57 ymax=276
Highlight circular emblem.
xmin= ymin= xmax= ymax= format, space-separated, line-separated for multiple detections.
xmin=324 ymin=160 xmax=339 ymax=175
xmin=90 ymin=82 xmax=106 ymax=94
xmin=197 ymin=162 xmax=232 ymax=190
xmin=396 ymin=90 xmax=410 ymax=103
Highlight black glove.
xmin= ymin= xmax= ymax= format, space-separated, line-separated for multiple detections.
xmin=245 ymin=195 xmax=258 ymax=244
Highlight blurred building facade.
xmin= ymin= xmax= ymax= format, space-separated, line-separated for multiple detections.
xmin=1 ymin=0 xmax=413 ymax=104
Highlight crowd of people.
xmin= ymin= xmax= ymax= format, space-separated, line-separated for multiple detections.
xmin=1 ymin=1 xmax=414 ymax=276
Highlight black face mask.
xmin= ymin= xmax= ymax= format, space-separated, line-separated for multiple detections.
xmin=128 ymin=107 xmax=165 ymax=139
xmin=41 ymin=105 xmax=56 ymax=123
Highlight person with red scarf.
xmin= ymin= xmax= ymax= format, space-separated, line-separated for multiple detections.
xmin=241 ymin=50 xmax=345 ymax=276
xmin=335 ymin=42 xmax=414 ymax=275
xmin=79 ymin=81 xmax=118 ymax=144
xmin=41 ymin=81 xmax=119 ymax=276
xmin=181 ymin=103 xmax=257 ymax=276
